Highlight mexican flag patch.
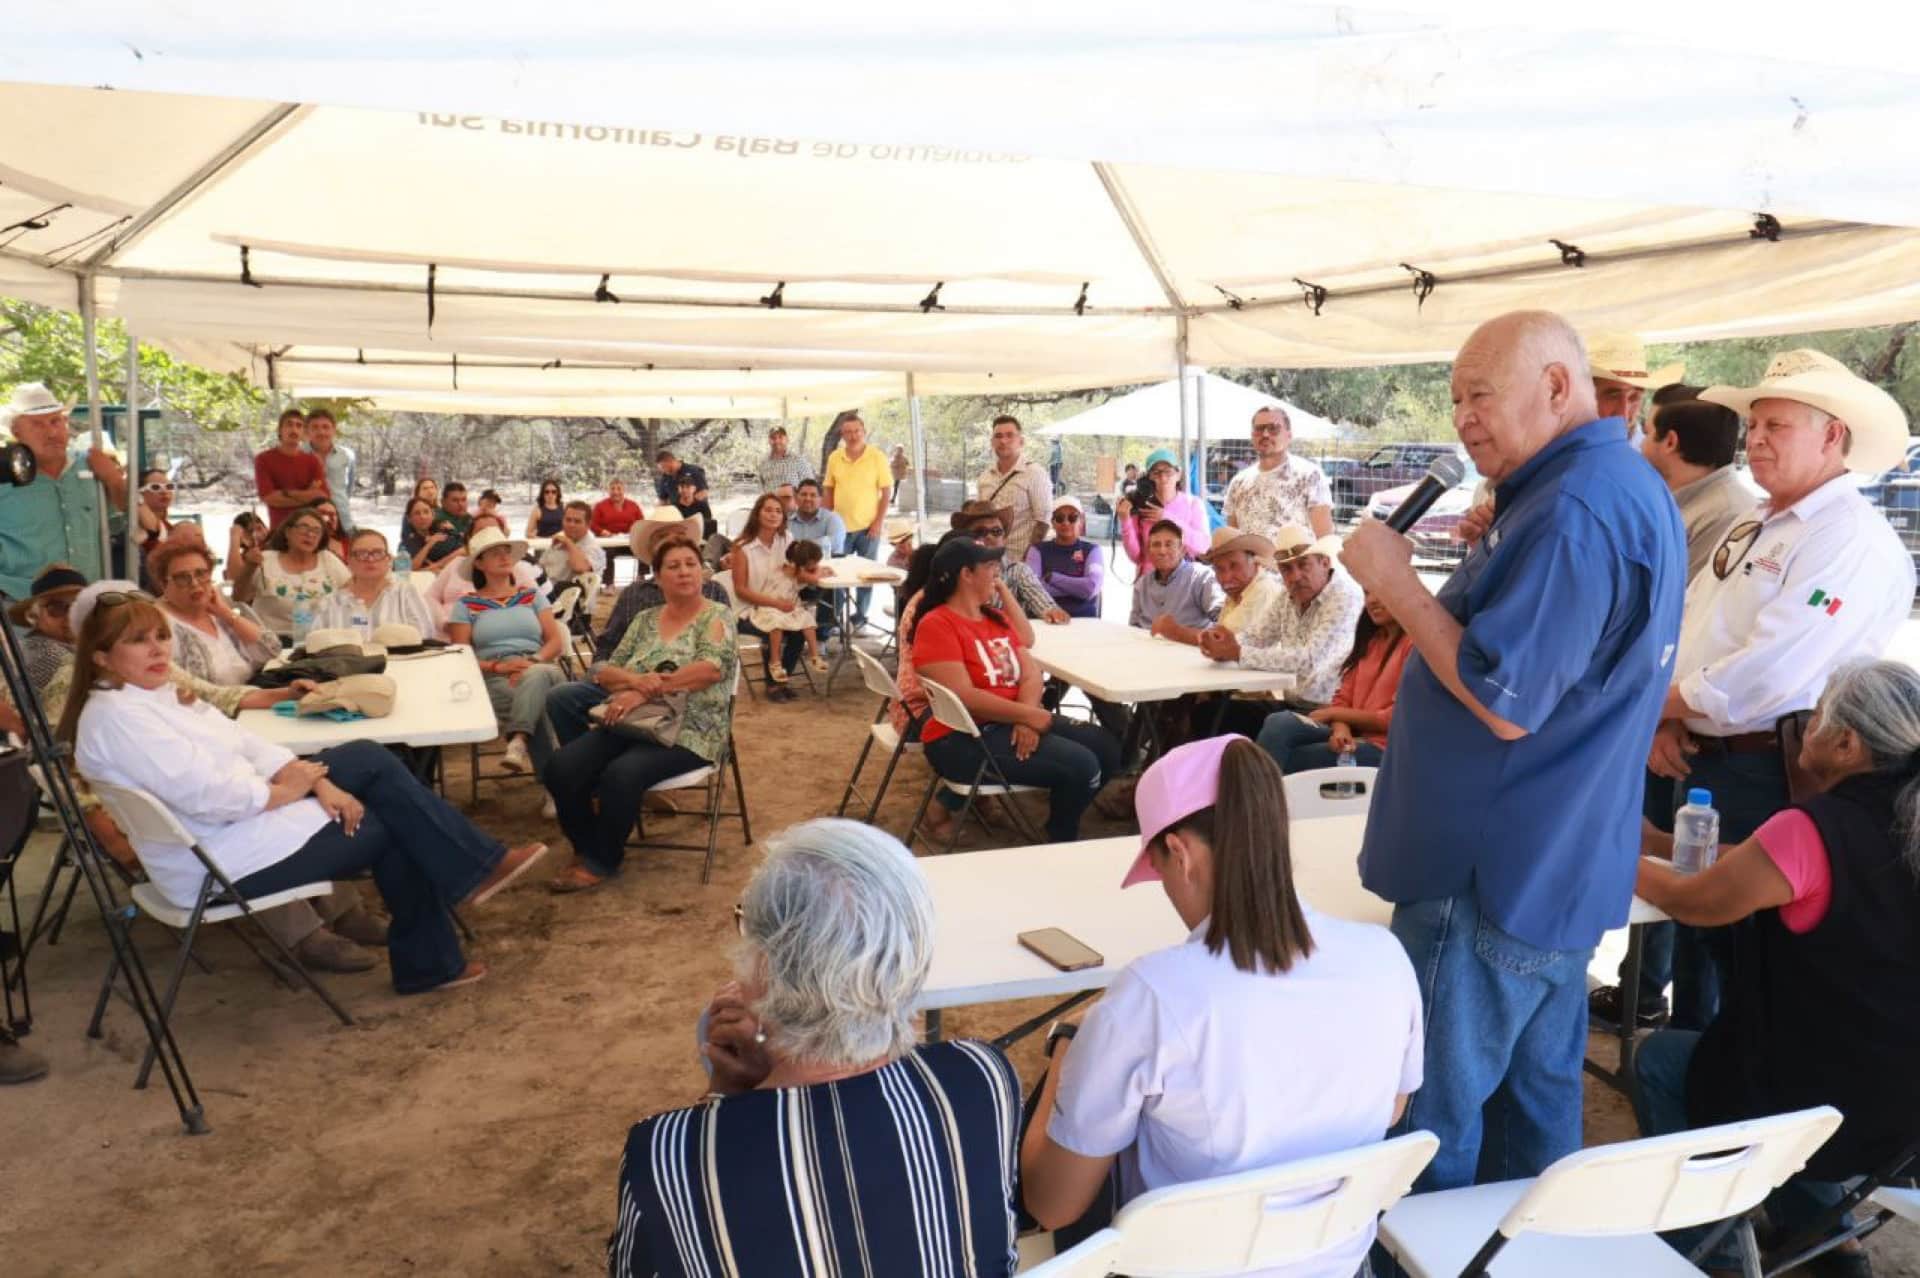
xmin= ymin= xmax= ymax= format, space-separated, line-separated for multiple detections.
xmin=1807 ymin=589 xmax=1844 ymax=616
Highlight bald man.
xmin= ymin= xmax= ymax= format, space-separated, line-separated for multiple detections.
xmin=1342 ymin=311 xmax=1685 ymax=1191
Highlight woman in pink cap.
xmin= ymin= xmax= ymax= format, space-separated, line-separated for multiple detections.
xmin=1020 ymin=735 xmax=1424 ymax=1275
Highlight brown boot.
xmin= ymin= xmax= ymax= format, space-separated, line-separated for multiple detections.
xmin=294 ymin=929 xmax=379 ymax=974
xmin=0 ymin=1028 xmax=50 ymax=1084
xmin=330 ymin=908 xmax=390 ymax=948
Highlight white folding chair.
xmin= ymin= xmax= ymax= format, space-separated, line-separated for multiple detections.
xmin=1872 ymin=1185 xmax=1920 ymax=1224
xmin=835 ymin=647 xmax=922 ymax=827
xmin=549 ymin=584 xmax=584 ymax=676
xmin=905 ymin=678 xmax=1046 ymax=855
xmin=628 ymin=667 xmax=752 ymax=883
xmin=1378 ymin=1106 xmax=1843 ymax=1277
xmin=1282 ymin=765 xmax=1379 ymax=818
xmin=1022 ymin=1132 xmax=1438 ymax=1277
xmin=87 ymin=781 xmax=354 ymax=1089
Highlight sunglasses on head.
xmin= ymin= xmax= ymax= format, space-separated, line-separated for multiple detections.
xmin=95 ymin=589 xmax=154 ymax=612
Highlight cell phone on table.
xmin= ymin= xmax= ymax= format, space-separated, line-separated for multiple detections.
xmin=1018 ymin=927 xmax=1104 ymax=972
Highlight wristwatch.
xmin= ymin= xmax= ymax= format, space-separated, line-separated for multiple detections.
xmin=1044 ymin=1020 xmax=1078 ymax=1058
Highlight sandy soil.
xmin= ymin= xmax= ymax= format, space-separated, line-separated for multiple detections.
xmin=4 ymin=616 xmax=1916 ymax=1275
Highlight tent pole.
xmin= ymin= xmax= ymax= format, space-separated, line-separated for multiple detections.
xmin=125 ymin=330 xmax=141 ymax=581
xmin=905 ymin=374 xmax=928 ymax=537
xmin=1196 ymin=369 xmax=1209 ymax=509
xmin=79 ymin=275 xmax=111 ymax=577
xmin=1174 ymin=316 xmax=1190 ymax=476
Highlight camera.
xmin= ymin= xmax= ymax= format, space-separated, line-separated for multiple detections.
xmin=1130 ymin=475 xmax=1160 ymax=512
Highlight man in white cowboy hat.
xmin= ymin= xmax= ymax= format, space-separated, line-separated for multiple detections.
xmin=1223 ymin=405 xmax=1335 ymax=540
xmin=1200 ymin=525 xmax=1362 ymax=705
xmin=1195 ymin=526 xmax=1282 ymax=642
xmin=1643 ymin=351 xmax=1915 ymax=1026
xmin=0 ymin=381 xmax=128 ymax=601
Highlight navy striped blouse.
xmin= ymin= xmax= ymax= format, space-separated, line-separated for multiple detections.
xmin=609 ymin=1040 xmax=1021 ymax=1278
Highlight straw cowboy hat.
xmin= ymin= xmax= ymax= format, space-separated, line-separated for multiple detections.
xmin=1199 ymin=527 xmax=1274 ymax=565
xmin=1270 ymin=524 xmax=1344 ymax=566
xmin=884 ymin=516 xmax=917 ymax=545
xmin=464 ymin=524 xmax=530 ymax=564
xmin=0 ymin=381 xmax=72 ymax=428
xmin=629 ymin=509 xmax=704 ymax=562
xmin=1700 ymin=349 xmax=1911 ymax=474
xmin=1585 ymin=333 xmax=1684 ymax=390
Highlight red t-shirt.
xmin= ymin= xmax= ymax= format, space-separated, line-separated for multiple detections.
xmin=592 ymin=497 xmax=643 ymax=536
xmin=911 ymin=605 xmax=1025 ymax=743
xmin=254 ymin=448 xmax=327 ymax=530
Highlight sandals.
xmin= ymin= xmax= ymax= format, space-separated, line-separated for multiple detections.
xmin=768 ymin=663 xmax=790 ymax=684
xmin=421 ymin=961 xmax=488 ymax=993
xmin=547 ymin=862 xmax=608 ymax=894
xmin=464 ymin=842 xmax=549 ymax=907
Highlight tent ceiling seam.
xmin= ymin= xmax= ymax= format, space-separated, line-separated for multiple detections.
xmin=1091 ymin=162 xmax=1190 ymax=314
xmin=80 ymin=102 xmax=304 ymax=272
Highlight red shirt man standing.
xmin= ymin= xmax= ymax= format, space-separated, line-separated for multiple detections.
xmin=253 ymin=409 xmax=328 ymax=532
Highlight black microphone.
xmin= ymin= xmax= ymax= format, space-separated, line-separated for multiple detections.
xmin=1383 ymin=452 xmax=1467 ymax=534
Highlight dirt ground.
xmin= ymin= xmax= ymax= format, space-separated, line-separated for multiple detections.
xmin=3 ymin=621 xmax=1917 ymax=1275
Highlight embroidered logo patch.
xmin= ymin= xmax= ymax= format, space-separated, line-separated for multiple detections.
xmin=1807 ymin=589 xmax=1843 ymax=616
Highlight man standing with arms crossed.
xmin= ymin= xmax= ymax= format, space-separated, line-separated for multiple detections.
xmin=1223 ymin=406 xmax=1334 ymax=539
xmin=1343 ymin=311 xmax=1684 ymax=1191
xmin=1643 ymin=351 xmax=1914 ymax=1027
xmin=822 ymin=412 xmax=892 ymax=630
xmin=254 ymin=408 xmax=327 ymax=533
xmin=977 ymin=414 xmax=1056 ymax=561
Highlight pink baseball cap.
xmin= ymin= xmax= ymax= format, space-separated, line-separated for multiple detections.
xmin=1122 ymin=734 xmax=1247 ymax=888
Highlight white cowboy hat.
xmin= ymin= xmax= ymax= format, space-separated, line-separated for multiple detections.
xmin=1270 ymin=524 xmax=1344 ymax=565
xmin=883 ymin=516 xmax=917 ymax=544
xmin=1700 ymin=349 xmax=1911 ymax=474
xmin=629 ymin=511 xmax=704 ymax=562
xmin=1198 ymin=526 xmax=1275 ymax=565
xmin=464 ymin=525 xmax=530 ymax=563
xmin=1584 ymin=333 xmax=1685 ymax=390
xmin=1 ymin=381 xmax=72 ymax=427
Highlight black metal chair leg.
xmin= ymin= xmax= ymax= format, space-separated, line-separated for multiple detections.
xmin=729 ymin=745 xmax=753 ymax=846
xmin=136 ymin=901 xmax=209 ymax=1090
xmin=837 ymin=731 xmax=878 ymax=817
xmin=862 ymin=742 xmax=908 ymax=825
xmin=241 ymin=909 xmax=353 ymax=1029
xmin=905 ymin=771 xmax=941 ymax=853
xmin=87 ymin=944 xmax=122 ymax=1039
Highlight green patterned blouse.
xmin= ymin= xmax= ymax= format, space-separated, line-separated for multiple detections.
xmin=605 ymin=600 xmax=739 ymax=763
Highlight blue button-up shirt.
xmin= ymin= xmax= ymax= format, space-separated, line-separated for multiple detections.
xmin=0 ymin=452 xmax=119 ymax=600
xmin=1359 ymin=419 xmax=1684 ymax=951
xmin=787 ymin=508 xmax=847 ymax=556
xmin=306 ymin=441 xmax=356 ymax=531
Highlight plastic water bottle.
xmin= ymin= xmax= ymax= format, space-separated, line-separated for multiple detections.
xmin=291 ymin=603 xmax=314 ymax=646
xmin=392 ymin=549 xmax=411 ymax=580
xmin=1332 ymin=747 xmax=1359 ymax=797
xmin=1672 ymin=788 xmax=1720 ymax=875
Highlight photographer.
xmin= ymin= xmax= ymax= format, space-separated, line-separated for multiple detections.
xmin=1116 ymin=449 xmax=1209 ymax=569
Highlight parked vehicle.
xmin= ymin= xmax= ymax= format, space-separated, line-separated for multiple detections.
xmin=1331 ymin=442 xmax=1461 ymax=522
xmin=1364 ymin=451 xmax=1481 ymax=569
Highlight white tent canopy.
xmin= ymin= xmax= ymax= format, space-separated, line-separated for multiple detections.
xmin=1041 ymin=374 xmax=1336 ymax=441
xmin=1 ymin=46 xmax=1919 ymax=411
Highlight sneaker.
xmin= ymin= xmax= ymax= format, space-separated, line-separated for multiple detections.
xmin=295 ymin=929 xmax=380 ymax=974
xmin=768 ymin=663 xmax=790 ymax=685
xmin=541 ymin=793 xmax=557 ymax=820
xmin=500 ymin=737 xmax=533 ymax=774
xmin=805 ymin=654 xmax=829 ymax=675
xmin=1587 ymin=984 xmax=1668 ymax=1029
xmin=0 ymin=1028 xmax=49 ymax=1084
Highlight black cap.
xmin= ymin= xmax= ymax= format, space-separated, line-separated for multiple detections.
xmin=932 ymin=538 xmax=1004 ymax=574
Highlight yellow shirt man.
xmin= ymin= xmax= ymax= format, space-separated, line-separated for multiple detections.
xmin=824 ymin=440 xmax=893 ymax=535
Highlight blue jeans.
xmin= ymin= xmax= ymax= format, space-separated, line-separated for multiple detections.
xmin=1389 ymin=893 xmax=1593 ymax=1190
xmin=1255 ymin=713 xmax=1385 ymax=774
xmin=231 ymin=740 xmax=501 ymax=993
xmin=923 ymin=716 xmax=1121 ymax=843
xmin=1633 ymin=1030 xmax=1853 ymax=1268
xmin=541 ymin=681 xmax=706 ymax=876
xmin=844 ymin=529 xmax=877 ymax=621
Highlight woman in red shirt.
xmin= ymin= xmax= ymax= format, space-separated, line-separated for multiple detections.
xmin=1254 ymin=589 xmax=1412 ymax=773
xmin=912 ymin=538 xmax=1121 ymax=843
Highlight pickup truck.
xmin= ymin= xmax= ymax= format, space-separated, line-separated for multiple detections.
xmin=1331 ymin=442 xmax=1462 ymax=522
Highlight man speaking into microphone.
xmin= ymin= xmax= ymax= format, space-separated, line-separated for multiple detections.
xmin=1341 ymin=310 xmax=1684 ymax=1191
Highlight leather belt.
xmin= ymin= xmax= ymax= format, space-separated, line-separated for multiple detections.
xmin=1694 ymin=729 xmax=1780 ymax=755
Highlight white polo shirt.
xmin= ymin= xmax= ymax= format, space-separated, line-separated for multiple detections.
xmin=1049 ymin=908 xmax=1423 ymax=1278
xmin=1675 ymin=473 xmax=1914 ymax=736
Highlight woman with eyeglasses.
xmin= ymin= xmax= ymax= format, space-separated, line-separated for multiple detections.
xmin=135 ymin=469 xmax=175 ymax=561
xmin=5 ymin=564 xmax=86 ymax=690
xmin=1026 ymin=496 xmax=1104 ymax=621
xmin=313 ymin=528 xmax=437 ymax=639
xmin=526 ymin=478 xmax=566 ymax=538
xmin=61 ymin=583 xmax=548 ymax=995
xmin=231 ymin=507 xmax=349 ymax=640
xmin=1116 ymin=448 xmax=1210 ymax=570
xmin=152 ymin=540 xmax=282 ymax=684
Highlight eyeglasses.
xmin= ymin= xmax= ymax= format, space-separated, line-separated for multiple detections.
xmin=166 ymin=568 xmax=213 ymax=586
xmin=140 ymin=482 xmax=176 ymax=494
xmin=1250 ymin=423 xmax=1283 ymax=436
xmin=348 ymin=549 xmax=390 ymax=562
xmin=94 ymin=589 xmax=154 ymax=611
xmin=1051 ymin=512 xmax=1082 ymax=523
xmin=1712 ymin=520 xmax=1763 ymax=580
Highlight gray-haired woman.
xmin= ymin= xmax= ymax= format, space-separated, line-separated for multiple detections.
xmin=608 ymin=819 xmax=1021 ymax=1277
xmin=1633 ymin=658 xmax=1920 ymax=1274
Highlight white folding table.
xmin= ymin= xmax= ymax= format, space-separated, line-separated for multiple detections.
xmin=1025 ymin=619 xmax=1296 ymax=703
xmin=236 ymin=647 xmax=499 ymax=755
xmin=818 ymin=555 xmax=906 ymax=692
